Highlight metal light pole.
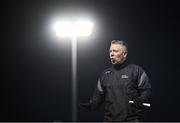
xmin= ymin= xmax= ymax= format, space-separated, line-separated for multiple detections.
xmin=72 ymin=34 xmax=77 ymax=121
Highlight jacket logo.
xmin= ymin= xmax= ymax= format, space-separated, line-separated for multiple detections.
xmin=105 ymin=71 xmax=111 ymax=74
xmin=121 ymin=75 xmax=128 ymax=79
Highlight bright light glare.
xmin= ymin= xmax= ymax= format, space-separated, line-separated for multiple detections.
xmin=54 ymin=20 xmax=93 ymax=37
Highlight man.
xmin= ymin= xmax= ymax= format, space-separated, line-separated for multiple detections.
xmin=80 ymin=40 xmax=152 ymax=121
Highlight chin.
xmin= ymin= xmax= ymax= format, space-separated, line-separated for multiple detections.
xmin=111 ymin=62 xmax=117 ymax=65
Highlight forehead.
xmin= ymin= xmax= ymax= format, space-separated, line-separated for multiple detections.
xmin=110 ymin=44 xmax=122 ymax=50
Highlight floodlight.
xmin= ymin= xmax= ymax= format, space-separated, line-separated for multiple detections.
xmin=54 ymin=20 xmax=93 ymax=37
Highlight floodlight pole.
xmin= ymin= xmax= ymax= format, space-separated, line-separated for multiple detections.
xmin=53 ymin=20 xmax=92 ymax=121
xmin=72 ymin=34 xmax=77 ymax=121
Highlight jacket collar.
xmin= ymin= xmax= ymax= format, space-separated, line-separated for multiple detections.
xmin=112 ymin=60 xmax=129 ymax=70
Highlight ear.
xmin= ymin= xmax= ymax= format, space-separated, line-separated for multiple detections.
xmin=123 ymin=52 xmax=128 ymax=58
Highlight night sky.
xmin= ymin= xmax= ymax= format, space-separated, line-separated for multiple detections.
xmin=2 ymin=0 xmax=179 ymax=121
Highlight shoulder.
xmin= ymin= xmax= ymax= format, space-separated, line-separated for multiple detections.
xmin=127 ymin=64 xmax=146 ymax=73
xmin=128 ymin=63 xmax=140 ymax=68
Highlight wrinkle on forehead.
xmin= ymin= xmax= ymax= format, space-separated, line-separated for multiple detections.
xmin=110 ymin=44 xmax=123 ymax=51
xmin=110 ymin=44 xmax=126 ymax=52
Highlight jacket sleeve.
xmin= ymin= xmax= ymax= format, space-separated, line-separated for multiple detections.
xmin=90 ymin=74 xmax=105 ymax=110
xmin=136 ymin=66 xmax=152 ymax=103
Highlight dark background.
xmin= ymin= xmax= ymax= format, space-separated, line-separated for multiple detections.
xmin=1 ymin=0 xmax=179 ymax=121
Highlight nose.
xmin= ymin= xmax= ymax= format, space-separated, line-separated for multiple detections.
xmin=110 ymin=52 xmax=114 ymax=57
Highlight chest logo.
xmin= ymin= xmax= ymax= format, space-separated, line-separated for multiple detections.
xmin=105 ymin=71 xmax=111 ymax=74
xmin=121 ymin=75 xmax=129 ymax=79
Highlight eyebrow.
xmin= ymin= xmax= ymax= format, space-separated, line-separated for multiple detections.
xmin=109 ymin=49 xmax=119 ymax=52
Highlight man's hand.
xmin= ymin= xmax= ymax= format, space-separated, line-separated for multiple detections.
xmin=133 ymin=98 xmax=143 ymax=108
xmin=79 ymin=102 xmax=92 ymax=111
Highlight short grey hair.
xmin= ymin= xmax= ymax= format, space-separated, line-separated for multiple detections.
xmin=111 ymin=40 xmax=128 ymax=53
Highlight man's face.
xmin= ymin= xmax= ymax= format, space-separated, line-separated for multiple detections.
xmin=109 ymin=44 xmax=127 ymax=65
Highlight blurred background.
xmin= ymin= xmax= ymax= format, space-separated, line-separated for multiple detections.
xmin=1 ymin=0 xmax=179 ymax=121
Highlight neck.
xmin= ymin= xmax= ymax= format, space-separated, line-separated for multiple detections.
xmin=113 ymin=60 xmax=129 ymax=70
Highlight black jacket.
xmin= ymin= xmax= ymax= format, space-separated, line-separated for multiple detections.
xmin=90 ymin=61 xmax=152 ymax=121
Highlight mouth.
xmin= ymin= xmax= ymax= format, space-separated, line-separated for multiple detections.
xmin=111 ymin=58 xmax=116 ymax=64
